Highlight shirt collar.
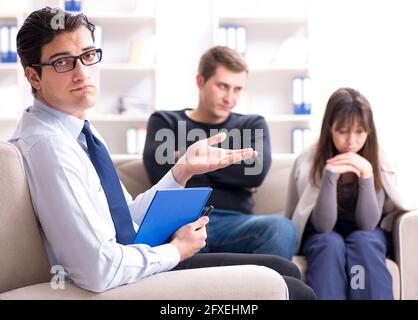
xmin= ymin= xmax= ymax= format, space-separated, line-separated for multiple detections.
xmin=32 ymin=98 xmax=85 ymax=140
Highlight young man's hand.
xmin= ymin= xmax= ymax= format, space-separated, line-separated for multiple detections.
xmin=171 ymin=132 xmax=257 ymax=186
xmin=170 ymin=216 xmax=209 ymax=261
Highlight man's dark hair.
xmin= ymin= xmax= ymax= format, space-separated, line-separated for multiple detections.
xmin=16 ymin=7 xmax=96 ymax=94
xmin=198 ymin=46 xmax=248 ymax=83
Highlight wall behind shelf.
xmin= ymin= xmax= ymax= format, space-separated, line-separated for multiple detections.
xmin=155 ymin=0 xmax=213 ymax=110
xmin=308 ymin=0 xmax=418 ymax=205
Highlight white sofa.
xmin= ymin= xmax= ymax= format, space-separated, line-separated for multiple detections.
xmin=0 ymin=141 xmax=288 ymax=300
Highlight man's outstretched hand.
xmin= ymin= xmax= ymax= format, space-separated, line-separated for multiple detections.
xmin=172 ymin=132 xmax=257 ymax=186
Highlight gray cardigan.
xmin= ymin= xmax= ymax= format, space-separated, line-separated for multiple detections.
xmin=285 ymin=145 xmax=415 ymax=253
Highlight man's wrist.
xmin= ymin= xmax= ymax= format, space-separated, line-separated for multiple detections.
xmin=171 ymin=163 xmax=192 ymax=186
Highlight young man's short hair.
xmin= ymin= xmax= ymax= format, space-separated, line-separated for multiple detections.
xmin=198 ymin=46 xmax=248 ymax=83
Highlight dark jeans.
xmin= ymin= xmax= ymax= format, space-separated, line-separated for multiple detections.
xmin=301 ymin=219 xmax=393 ymax=300
xmin=200 ymin=209 xmax=297 ymax=261
xmin=174 ymin=253 xmax=317 ymax=300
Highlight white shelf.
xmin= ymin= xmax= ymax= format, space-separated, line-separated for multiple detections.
xmin=0 ymin=116 xmax=19 ymax=121
xmin=0 ymin=13 xmax=20 ymax=19
xmin=86 ymin=13 xmax=155 ymax=21
xmin=90 ymin=114 xmax=150 ymax=122
xmin=86 ymin=2 xmax=157 ymax=154
xmin=218 ymin=15 xmax=308 ymax=25
xmin=250 ymin=64 xmax=309 ymax=73
xmin=0 ymin=63 xmax=19 ymax=71
xmin=2 ymin=1 xmax=311 ymax=155
xmin=111 ymin=153 xmax=141 ymax=160
xmin=101 ymin=63 xmax=155 ymax=72
xmin=213 ymin=1 xmax=311 ymax=154
xmin=266 ymin=114 xmax=311 ymax=122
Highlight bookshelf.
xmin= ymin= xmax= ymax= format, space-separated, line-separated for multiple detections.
xmin=0 ymin=10 xmax=23 ymax=141
xmin=84 ymin=5 xmax=157 ymax=153
xmin=211 ymin=0 xmax=312 ymax=154
xmin=0 ymin=0 xmax=314 ymax=155
xmin=0 ymin=0 xmax=157 ymax=153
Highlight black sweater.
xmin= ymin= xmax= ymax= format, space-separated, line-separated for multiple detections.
xmin=143 ymin=109 xmax=272 ymax=214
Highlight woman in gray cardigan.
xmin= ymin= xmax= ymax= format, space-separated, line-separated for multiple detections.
xmin=285 ymin=88 xmax=412 ymax=300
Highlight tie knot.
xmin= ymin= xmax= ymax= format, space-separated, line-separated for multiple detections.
xmin=82 ymin=120 xmax=92 ymax=137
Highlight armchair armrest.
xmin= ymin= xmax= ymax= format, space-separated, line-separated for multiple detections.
xmin=393 ymin=210 xmax=418 ymax=299
xmin=0 ymin=265 xmax=288 ymax=300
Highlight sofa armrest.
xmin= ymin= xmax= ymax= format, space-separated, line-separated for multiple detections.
xmin=0 ymin=265 xmax=288 ymax=300
xmin=393 ymin=210 xmax=418 ymax=299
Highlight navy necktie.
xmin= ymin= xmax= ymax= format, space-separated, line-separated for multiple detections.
xmin=82 ymin=120 xmax=135 ymax=245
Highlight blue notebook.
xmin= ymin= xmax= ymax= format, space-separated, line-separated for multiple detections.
xmin=133 ymin=187 xmax=212 ymax=246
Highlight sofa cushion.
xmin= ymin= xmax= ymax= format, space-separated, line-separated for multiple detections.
xmin=253 ymin=153 xmax=296 ymax=215
xmin=113 ymin=156 xmax=151 ymax=198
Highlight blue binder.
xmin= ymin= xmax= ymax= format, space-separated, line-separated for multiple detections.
xmin=133 ymin=187 xmax=212 ymax=246
xmin=292 ymin=76 xmax=311 ymax=115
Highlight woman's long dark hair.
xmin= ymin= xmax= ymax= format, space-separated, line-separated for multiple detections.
xmin=310 ymin=88 xmax=382 ymax=191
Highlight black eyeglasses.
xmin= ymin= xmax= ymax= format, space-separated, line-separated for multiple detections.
xmin=30 ymin=48 xmax=102 ymax=73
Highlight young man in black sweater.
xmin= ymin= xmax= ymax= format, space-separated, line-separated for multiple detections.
xmin=143 ymin=46 xmax=297 ymax=261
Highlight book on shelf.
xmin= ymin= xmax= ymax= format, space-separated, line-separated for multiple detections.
xmin=217 ymin=25 xmax=246 ymax=56
xmin=118 ymin=95 xmax=154 ymax=117
xmin=94 ymin=25 xmax=103 ymax=49
xmin=292 ymin=127 xmax=312 ymax=154
xmin=65 ymin=0 xmax=82 ymax=12
xmin=126 ymin=127 xmax=147 ymax=155
xmin=0 ymin=25 xmax=17 ymax=63
xmin=292 ymin=76 xmax=311 ymax=115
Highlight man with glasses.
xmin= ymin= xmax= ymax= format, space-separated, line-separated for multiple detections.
xmin=8 ymin=7 xmax=315 ymax=299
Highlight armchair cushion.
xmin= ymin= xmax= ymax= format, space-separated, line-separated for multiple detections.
xmin=394 ymin=210 xmax=418 ymax=299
